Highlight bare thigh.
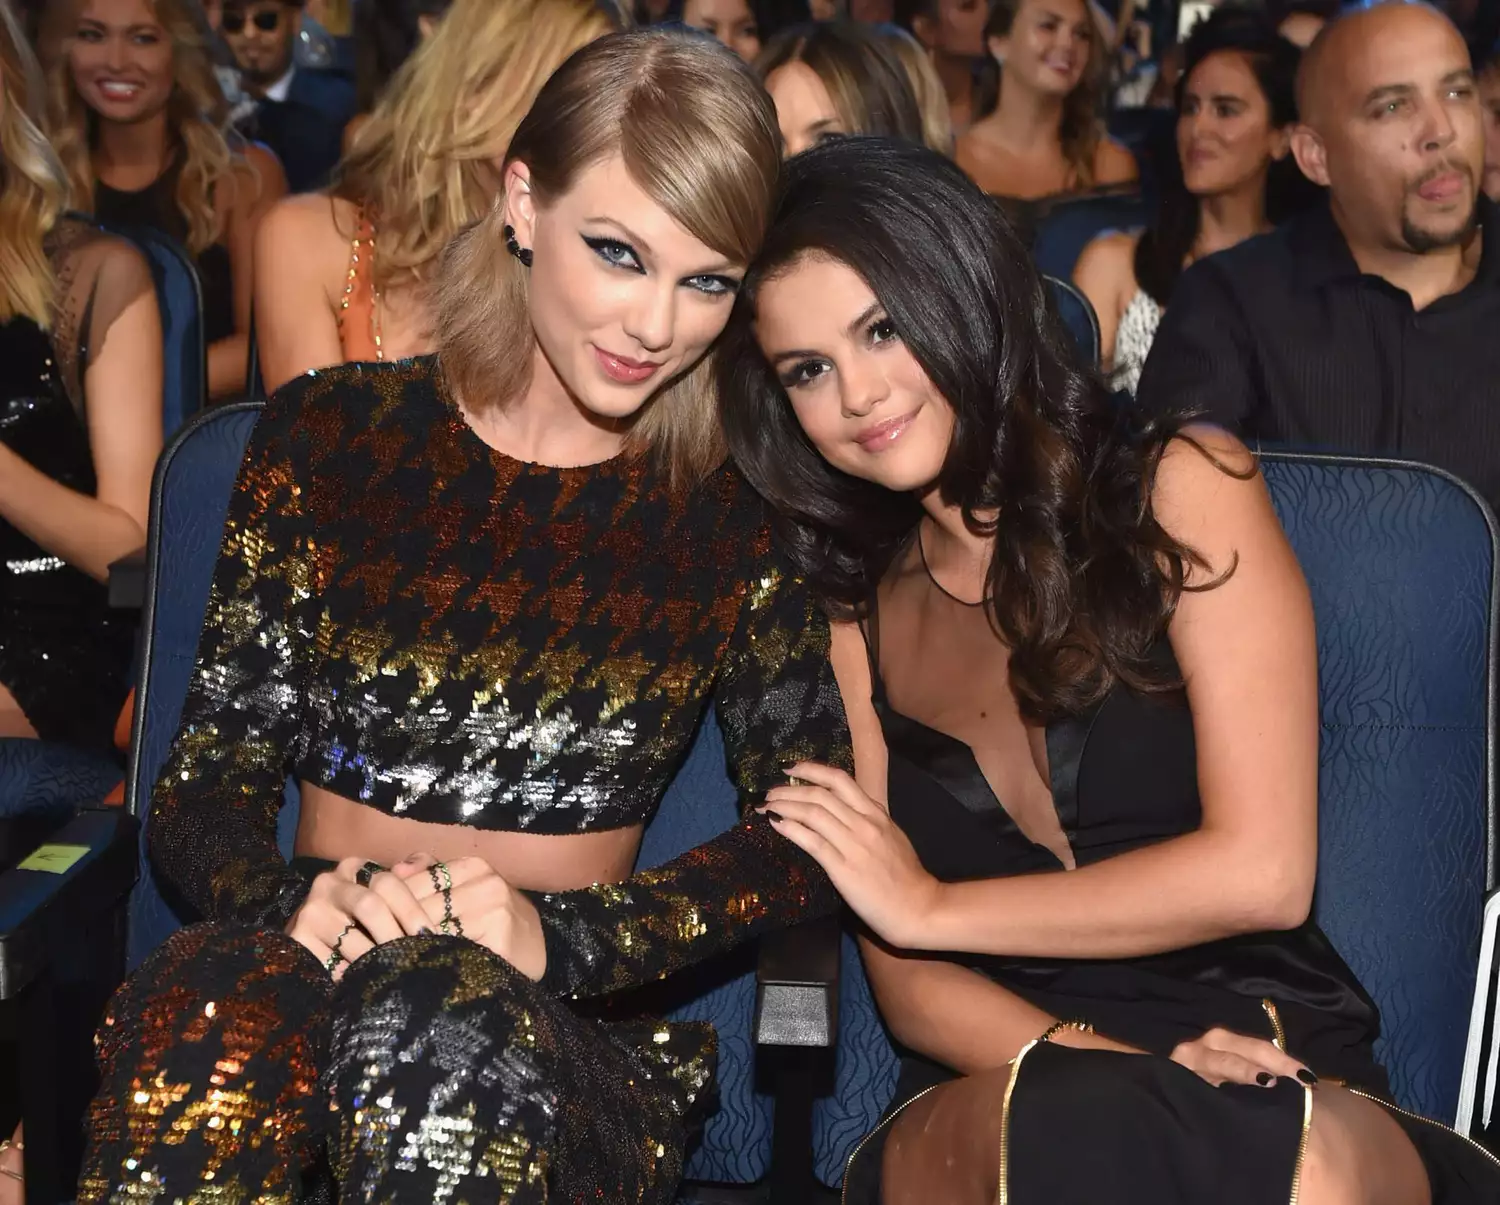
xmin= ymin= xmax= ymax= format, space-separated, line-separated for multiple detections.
xmin=0 ymin=684 xmax=37 ymax=739
xmin=878 ymin=1068 xmax=1432 ymax=1205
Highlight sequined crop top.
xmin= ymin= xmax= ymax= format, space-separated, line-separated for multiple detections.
xmin=150 ymin=356 xmax=852 ymax=997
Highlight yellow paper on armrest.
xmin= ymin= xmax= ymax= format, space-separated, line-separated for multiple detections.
xmin=17 ymin=844 xmax=90 ymax=874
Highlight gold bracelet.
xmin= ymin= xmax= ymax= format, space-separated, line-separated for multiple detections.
xmin=1037 ymin=1019 xmax=1095 ymax=1045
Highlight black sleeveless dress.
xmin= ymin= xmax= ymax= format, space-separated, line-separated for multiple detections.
xmin=94 ymin=161 xmax=235 ymax=347
xmin=844 ymin=532 xmax=1500 ymax=1203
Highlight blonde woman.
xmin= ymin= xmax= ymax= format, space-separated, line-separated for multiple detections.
xmin=0 ymin=0 xmax=162 ymax=755
xmin=42 ymin=0 xmax=285 ymax=399
xmin=877 ymin=22 xmax=954 ymax=154
xmin=252 ymin=0 xmax=619 ymax=392
xmin=79 ymin=29 xmax=850 ymax=1205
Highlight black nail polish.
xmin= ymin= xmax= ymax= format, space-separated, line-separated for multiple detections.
xmin=1297 ymin=1069 xmax=1318 ymax=1086
xmin=1256 ymin=1072 xmax=1273 ymax=1086
xmin=764 ymin=810 xmax=783 ymax=822
xmin=417 ymin=927 xmax=434 ymax=936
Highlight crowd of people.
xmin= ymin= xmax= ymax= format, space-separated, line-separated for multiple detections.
xmin=2 ymin=0 xmax=1500 ymax=1201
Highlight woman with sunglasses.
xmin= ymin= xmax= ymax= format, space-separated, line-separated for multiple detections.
xmin=41 ymin=0 xmax=287 ymax=400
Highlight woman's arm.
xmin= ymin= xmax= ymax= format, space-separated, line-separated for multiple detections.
xmin=1094 ymin=138 xmax=1141 ymax=189
xmin=1071 ymin=231 xmax=1139 ymax=372
xmin=769 ymin=428 xmax=1319 ymax=959
xmin=0 ymin=248 xmax=162 ymax=580
xmin=209 ymin=143 xmax=288 ymax=398
xmin=252 ymin=194 xmax=349 ymax=392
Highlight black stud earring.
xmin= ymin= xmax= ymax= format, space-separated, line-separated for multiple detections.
xmin=503 ymin=224 xmax=533 ymax=268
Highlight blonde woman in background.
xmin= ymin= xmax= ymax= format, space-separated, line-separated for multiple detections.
xmin=878 ymin=21 xmax=953 ymax=153
xmin=252 ymin=0 xmax=620 ymax=391
xmin=41 ymin=0 xmax=285 ymax=399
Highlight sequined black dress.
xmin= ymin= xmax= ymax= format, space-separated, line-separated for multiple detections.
xmin=79 ymin=357 xmax=852 ymax=1204
xmin=0 ymin=221 xmax=146 ymax=748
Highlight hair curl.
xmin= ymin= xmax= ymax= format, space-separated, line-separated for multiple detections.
xmin=0 ymin=0 xmax=67 ymax=327
xmin=720 ymin=138 xmax=1221 ymax=721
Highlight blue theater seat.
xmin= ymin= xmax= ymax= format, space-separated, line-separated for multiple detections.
xmin=1031 ymin=191 xmax=1150 ymax=282
xmin=124 ymin=401 xmax=843 ymax=1199
xmin=813 ymin=451 xmax=1499 ymax=1186
xmin=1044 ymin=273 xmax=1101 ymax=369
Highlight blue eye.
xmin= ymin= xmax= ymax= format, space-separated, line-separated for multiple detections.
xmin=686 ymin=275 xmax=739 ymax=297
xmin=583 ymin=236 xmax=644 ymax=273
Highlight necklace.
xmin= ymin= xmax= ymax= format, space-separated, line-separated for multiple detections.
xmin=916 ymin=523 xmax=991 ymax=608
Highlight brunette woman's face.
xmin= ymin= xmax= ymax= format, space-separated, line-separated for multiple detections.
xmin=766 ymin=62 xmax=845 ymax=157
xmin=505 ymin=154 xmax=745 ymax=425
xmin=754 ymin=254 xmax=953 ymax=494
xmin=991 ymin=0 xmax=1092 ymax=99
xmin=69 ymin=0 xmax=174 ymax=124
xmin=1177 ymin=50 xmax=1287 ymax=198
xmin=682 ymin=0 xmax=760 ymax=63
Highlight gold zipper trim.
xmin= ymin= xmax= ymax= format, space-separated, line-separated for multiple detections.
xmin=995 ymin=1038 xmax=1042 ymax=1205
xmin=1287 ymin=1079 xmax=1313 ymax=1205
xmin=1346 ymin=1087 xmax=1500 ymax=1172
xmin=1262 ymin=998 xmax=1288 ymax=1052
xmin=839 ymin=1082 xmax=945 ymax=1205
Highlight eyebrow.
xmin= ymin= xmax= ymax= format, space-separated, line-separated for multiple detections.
xmin=768 ymin=301 xmax=885 ymax=366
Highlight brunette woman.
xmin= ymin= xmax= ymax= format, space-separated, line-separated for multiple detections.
xmin=78 ymin=30 xmax=850 ymax=1205
xmin=43 ymin=0 xmax=285 ymax=399
xmin=721 ymin=135 xmax=1499 ymax=1204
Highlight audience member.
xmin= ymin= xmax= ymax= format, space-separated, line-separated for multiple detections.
xmin=896 ymin=0 xmax=985 ymax=132
xmin=350 ymin=0 xmax=450 ymax=117
xmin=877 ymin=21 xmax=955 ymax=153
xmin=252 ymin=0 xmax=618 ymax=390
xmin=42 ymin=0 xmax=287 ymax=400
xmin=1138 ymin=1 xmax=1500 ymax=514
xmin=222 ymin=0 xmax=356 ymax=192
xmin=850 ymin=0 xmax=891 ymax=19
xmin=1268 ymin=0 xmax=1338 ymax=49
xmin=0 ymin=0 xmax=162 ymax=759
xmin=79 ymin=29 xmax=855 ymax=1205
xmin=1075 ymin=7 xmax=1299 ymax=393
xmin=678 ymin=0 xmax=795 ymax=61
xmin=758 ymin=20 xmax=927 ymax=155
xmin=720 ymin=131 xmax=1500 ymax=1205
xmin=1481 ymin=38 xmax=1499 ymax=201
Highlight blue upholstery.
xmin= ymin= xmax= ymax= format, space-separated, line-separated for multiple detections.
xmin=0 ymin=738 xmax=120 ymax=821
xmin=123 ymin=403 xmax=783 ymax=1184
xmin=812 ymin=452 xmax=1497 ymax=1184
xmin=1044 ymin=274 xmax=1101 ymax=369
xmin=1262 ymin=453 xmax=1495 ymax=1120
xmin=102 ymin=223 xmax=206 ymax=436
xmin=1031 ymin=192 xmax=1150 ymax=281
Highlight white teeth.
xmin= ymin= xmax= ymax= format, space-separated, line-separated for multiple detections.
xmin=98 ymin=81 xmax=140 ymax=96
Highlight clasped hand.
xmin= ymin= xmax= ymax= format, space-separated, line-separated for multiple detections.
xmin=760 ymin=761 xmax=943 ymax=951
xmin=286 ymin=853 xmax=546 ymax=982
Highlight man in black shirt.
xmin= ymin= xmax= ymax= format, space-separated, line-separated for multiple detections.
xmin=1136 ymin=1 xmax=1500 ymax=511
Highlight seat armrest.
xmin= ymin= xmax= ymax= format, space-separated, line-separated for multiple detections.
xmin=754 ymin=913 xmax=841 ymax=1048
xmin=0 ymin=808 xmax=139 ymax=1000
xmin=1459 ymin=889 xmax=1500 ymax=1136
xmin=107 ymin=547 xmax=148 ymax=610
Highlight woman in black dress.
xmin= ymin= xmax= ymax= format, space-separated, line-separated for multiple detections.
xmin=41 ymin=0 xmax=284 ymax=399
xmin=0 ymin=0 xmax=162 ymax=753
xmin=720 ymin=136 xmax=1500 ymax=1203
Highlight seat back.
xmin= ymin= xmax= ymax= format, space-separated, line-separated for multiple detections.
xmin=814 ymin=452 xmax=1497 ymax=1183
xmin=105 ymin=224 xmax=206 ymax=434
xmin=1043 ymin=274 xmax=1101 ymax=369
xmin=1262 ymin=452 xmax=1496 ymax=1119
xmin=122 ymin=403 xmax=776 ymax=1182
xmin=1031 ymin=191 xmax=1150 ymax=281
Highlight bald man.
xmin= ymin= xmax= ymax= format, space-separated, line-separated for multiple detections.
xmin=1137 ymin=1 xmax=1500 ymax=514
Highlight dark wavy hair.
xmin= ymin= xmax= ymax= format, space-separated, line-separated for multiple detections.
xmin=720 ymin=138 xmax=1218 ymax=722
xmin=1134 ymin=5 xmax=1304 ymax=307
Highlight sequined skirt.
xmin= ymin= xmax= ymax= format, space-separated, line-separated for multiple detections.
xmin=78 ymin=925 xmax=718 ymax=1205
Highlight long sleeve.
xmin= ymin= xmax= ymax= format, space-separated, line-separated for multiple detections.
xmin=1134 ymin=260 xmax=1261 ymax=434
xmin=535 ymin=560 xmax=852 ymax=999
xmin=147 ymin=387 xmax=327 ymax=928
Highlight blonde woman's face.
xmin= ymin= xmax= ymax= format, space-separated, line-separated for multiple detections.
xmin=507 ymin=154 xmax=746 ymax=425
xmin=70 ymin=0 xmax=174 ymax=124
xmin=766 ymin=62 xmax=844 ymax=157
xmin=683 ymin=0 xmax=760 ymax=63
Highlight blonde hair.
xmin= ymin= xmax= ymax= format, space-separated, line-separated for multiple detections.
xmin=42 ymin=0 xmax=246 ymax=255
xmin=337 ymin=0 xmax=623 ymax=294
xmin=436 ymin=29 xmax=781 ymax=489
xmin=0 ymin=0 xmax=68 ymax=327
xmin=879 ymin=25 xmax=955 ymax=155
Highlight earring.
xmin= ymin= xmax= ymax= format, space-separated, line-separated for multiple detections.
xmin=503 ymin=224 xmax=534 ymax=268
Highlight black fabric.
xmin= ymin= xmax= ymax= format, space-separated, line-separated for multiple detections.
xmin=1135 ymin=196 xmax=1500 ymax=513
xmin=94 ymin=164 xmax=236 ymax=346
xmin=247 ymin=68 xmax=357 ymax=195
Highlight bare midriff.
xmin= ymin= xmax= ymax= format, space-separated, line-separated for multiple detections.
xmin=295 ymin=783 xmax=645 ymax=893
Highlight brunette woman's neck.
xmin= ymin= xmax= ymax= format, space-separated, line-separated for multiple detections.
xmin=93 ymin=110 xmax=172 ymax=191
xmin=1192 ymin=183 xmax=1270 ymax=262
xmin=932 ymin=53 xmax=977 ymax=129
xmin=917 ymin=494 xmax=994 ymax=600
xmin=976 ymin=80 xmax=1065 ymax=154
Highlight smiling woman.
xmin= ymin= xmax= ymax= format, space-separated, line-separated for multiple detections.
xmin=78 ymin=29 xmax=857 ymax=1205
